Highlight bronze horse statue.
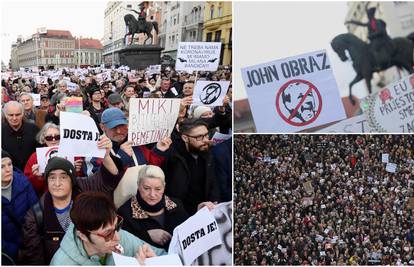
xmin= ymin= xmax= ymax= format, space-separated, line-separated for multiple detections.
xmin=124 ymin=14 xmax=159 ymax=45
xmin=331 ymin=33 xmax=413 ymax=105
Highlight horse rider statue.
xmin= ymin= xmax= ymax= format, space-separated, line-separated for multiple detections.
xmin=127 ymin=5 xmax=147 ymax=33
xmin=123 ymin=4 xmax=159 ymax=45
xmin=345 ymin=3 xmax=396 ymax=71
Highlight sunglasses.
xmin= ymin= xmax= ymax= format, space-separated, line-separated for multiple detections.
xmin=44 ymin=135 xmax=60 ymax=141
xmin=89 ymin=215 xmax=123 ymax=242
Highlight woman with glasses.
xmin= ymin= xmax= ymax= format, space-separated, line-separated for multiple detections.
xmin=23 ymin=123 xmax=84 ymax=197
xmin=117 ymin=165 xmax=189 ymax=250
xmin=19 ymin=135 xmax=125 ymax=265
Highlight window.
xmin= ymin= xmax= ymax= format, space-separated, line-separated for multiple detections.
xmin=210 ymin=6 xmax=214 ymax=19
xmin=218 ymin=7 xmax=223 ymax=17
xmin=214 ymin=30 xmax=221 ymax=42
xmin=206 ymin=32 xmax=212 ymax=42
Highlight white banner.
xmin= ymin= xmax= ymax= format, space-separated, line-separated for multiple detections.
xmin=361 ymin=74 xmax=414 ymax=133
xmin=317 ymin=114 xmax=373 ymax=133
xmin=128 ymin=98 xmax=181 ymax=146
xmin=36 ymin=146 xmax=74 ymax=173
xmin=382 ymin=153 xmax=389 ymax=163
xmin=145 ymin=254 xmax=182 ymax=266
xmin=192 ymin=80 xmax=230 ymax=107
xmin=147 ymin=65 xmax=161 ymax=75
xmin=173 ymin=207 xmax=222 ymax=265
xmin=175 ymin=42 xmax=222 ymax=72
xmin=386 ymin=163 xmax=397 ymax=173
xmin=59 ymin=112 xmax=105 ymax=158
xmin=66 ymin=81 xmax=78 ymax=91
xmin=241 ymin=49 xmax=346 ymax=133
xmin=30 ymin=93 xmax=41 ymax=106
xmin=35 ymin=76 xmax=48 ymax=85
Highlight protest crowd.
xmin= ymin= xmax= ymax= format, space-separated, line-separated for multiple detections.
xmin=1 ymin=63 xmax=232 ymax=265
xmin=234 ymin=135 xmax=414 ymax=265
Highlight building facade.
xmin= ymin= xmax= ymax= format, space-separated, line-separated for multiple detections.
xmin=102 ymin=1 xmax=161 ymax=67
xmin=75 ymin=38 xmax=103 ymax=67
xmin=159 ymin=1 xmax=184 ymax=59
xmin=203 ymin=2 xmax=232 ymax=66
xmin=182 ymin=2 xmax=205 ymax=42
xmin=11 ymin=29 xmax=75 ymax=70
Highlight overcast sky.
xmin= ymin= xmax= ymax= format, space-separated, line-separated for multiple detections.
xmin=1 ymin=0 xmax=108 ymax=64
xmin=233 ymin=1 xmax=367 ymax=99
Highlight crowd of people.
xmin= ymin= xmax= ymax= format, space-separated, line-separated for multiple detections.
xmin=1 ymin=64 xmax=232 ymax=265
xmin=234 ymin=135 xmax=414 ymax=265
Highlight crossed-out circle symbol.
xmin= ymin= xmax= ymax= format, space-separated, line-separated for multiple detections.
xmin=200 ymin=83 xmax=222 ymax=105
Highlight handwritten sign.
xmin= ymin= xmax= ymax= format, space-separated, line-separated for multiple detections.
xmin=386 ymin=163 xmax=397 ymax=173
xmin=147 ymin=65 xmax=161 ymax=75
xmin=241 ymin=50 xmax=346 ymax=132
xmin=59 ymin=112 xmax=105 ymax=158
xmin=317 ymin=114 xmax=373 ymax=133
xmin=175 ymin=42 xmax=222 ymax=72
xmin=192 ymin=81 xmax=230 ymax=107
xmin=128 ymin=98 xmax=181 ymax=146
xmin=382 ymin=153 xmax=389 ymax=163
xmin=361 ymin=74 xmax=414 ymax=133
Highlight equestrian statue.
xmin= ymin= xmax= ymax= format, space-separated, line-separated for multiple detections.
xmin=331 ymin=3 xmax=413 ymax=105
xmin=124 ymin=5 xmax=159 ymax=45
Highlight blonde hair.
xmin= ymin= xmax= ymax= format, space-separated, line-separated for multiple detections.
xmin=137 ymin=165 xmax=165 ymax=186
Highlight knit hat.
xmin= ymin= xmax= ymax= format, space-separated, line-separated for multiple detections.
xmin=108 ymin=93 xmax=123 ymax=105
xmin=192 ymin=106 xmax=212 ymax=119
xmin=44 ymin=157 xmax=76 ymax=185
xmin=2 ymin=150 xmax=11 ymax=159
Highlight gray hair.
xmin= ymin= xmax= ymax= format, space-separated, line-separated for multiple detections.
xmin=57 ymin=80 xmax=67 ymax=87
xmin=137 ymin=165 xmax=166 ymax=186
xmin=3 ymin=101 xmax=24 ymax=114
xmin=36 ymin=122 xmax=60 ymax=144
xmin=19 ymin=92 xmax=34 ymax=101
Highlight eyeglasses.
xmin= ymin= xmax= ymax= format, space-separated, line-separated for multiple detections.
xmin=89 ymin=215 xmax=123 ymax=242
xmin=185 ymin=133 xmax=209 ymax=141
xmin=45 ymin=135 xmax=60 ymax=141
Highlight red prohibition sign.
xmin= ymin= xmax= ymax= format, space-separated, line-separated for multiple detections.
xmin=275 ymin=79 xmax=323 ymax=127
xmin=45 ymin=146 xmax=58 ymax=159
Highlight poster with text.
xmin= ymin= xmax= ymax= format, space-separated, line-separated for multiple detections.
xmin=175 ymin=42 xmax=221 ymax=72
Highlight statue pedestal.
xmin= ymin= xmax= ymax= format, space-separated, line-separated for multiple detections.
xmin=118 ymin=45 xmax=163 ymax=70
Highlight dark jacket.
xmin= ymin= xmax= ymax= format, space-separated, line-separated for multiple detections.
xmin=162 ymin=139 xmax=220 ymax=215
xmin=1 ymin=121 xmax=40 ymax=171
xmin=1 ymin=169 xmax=38 ymax=262
xmin=118 ymin=195 xmax=188 ymax=251
xmin=18 ymin=154 xmax=125 ymax=265
xmin=211 ymin=138 xmax=232 ymax=202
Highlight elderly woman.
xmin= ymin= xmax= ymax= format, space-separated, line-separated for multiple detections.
xmin=24 ymin=123 xmax=83 ymax=197
xmin=117 ymin=165 xmax=189 ymax=250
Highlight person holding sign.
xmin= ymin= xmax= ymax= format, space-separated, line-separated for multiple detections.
xmin=50 ymin=192 xmax=165 ymax=265
xmin=19 ymin=135 xmax=125 ymax=265
xmin=117 ymin=165 xmax=189 ymax=251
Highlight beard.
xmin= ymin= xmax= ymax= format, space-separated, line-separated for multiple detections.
xmin=188 ymin=141 xmax=209 ymax=154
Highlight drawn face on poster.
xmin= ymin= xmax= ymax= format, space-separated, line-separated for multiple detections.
xmin=282 ymin=82 xmax=318 ymax=123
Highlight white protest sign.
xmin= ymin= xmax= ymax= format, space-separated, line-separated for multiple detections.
xmin=382 ymin=153 xmax=389 ymax=163
xmin=386 ymin=163 xmax=397 ymax=173
xmin=211 ymin=132 xmax=232 ymax=146
xmin=241 ymin=49 xmax=346 ymax=132
xmin=361 ymin=74 xmax=414 ymax=132
xmin=36 ymin=146 xmax=74 ymax=173
xmin=147 ymin=65 xmax=161 ymax=75
xmin=192 ymin=80 xmax=230 ymax=107
xmin=97 ymin=71 xmax=111 ymax=83
xmin=174 ymin=207 xmax=222 ymax=265
xmin=66 ymin=81 xmax=78 ymax=91
xmin=35 ymin=76 xmax=48 ymax=85
xmin=59 ymin=112 xmax=105 ymax=158
xmin=145 ymin=254 xmax=182 ymax=266
xmin=63 ymin=77 xmax=71 ymax=82
xmin=30 ymin=93 xmax=41 ymax=106
xmin=128 ymin=98 xmax=181 ymax=146
xmin=112 ymin=252 xmax=139 ymax=266
xmin=50 ymin=73 xmax=60 ymax=81
xmin=175 ymin=42 xmax=221 ymax=72
xmin=317 ymin=114 xmax=373 ymax=133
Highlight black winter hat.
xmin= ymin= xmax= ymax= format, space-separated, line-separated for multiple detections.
xmin=44 ymin=157 xmax=77 ymax=185
xmin=2 ymin=150 xmax=11 ymax=159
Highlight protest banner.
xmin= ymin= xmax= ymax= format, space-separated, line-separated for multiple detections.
xmin=241 ymin=49 xmax=346 ymax=132
xmin=409 ymin=197 xmax=414 ymax=210
xmin=59 ymin=112 xmax=105 ymax=158
xmin=382 ymin=153 xmax=389 ymax=163
xmin=66 ymin=81 xmax=78 ymax=92
xmin=30 ymin=93 xmax=41 ymax=106
xmin=175 ymin=42 xmax=221 ymax=72
xmin=303 ymin=181 xmax=314 ymax=195
xmin=36 ymin=146 xmax=74 ymax=173
xmin=211 ymin=132 xmax=232 ymax=146
xmin=128 ymin=98 xmax=181 ymax=146
xmin=192 ymin=80 xmax=230 ymax=107
xmin=112 ymin=252 xmax=137 ymax=266
xmin=386 ymin=163 xmax=397 ymax=173
xmin=145 ymin=254 xmax=182 ymax=266
xmin=169 ymin=206 xmax=223 ymax=265
xmin=147 ymin=64 xmax=161 ymax=75
xmin=35 ymin=76 xmax=48 ymax=85
xmin=361 ymin=74 xmax=414 ymax=133
xmin=65 ymin=97 xmax=83 ymax=113
xmin=317 ymin=114 xmax=373 ymax=133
